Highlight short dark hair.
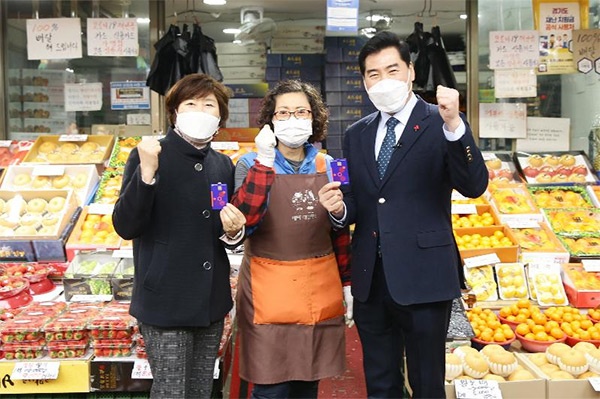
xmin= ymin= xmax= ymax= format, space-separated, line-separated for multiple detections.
xmin=257 ymin=80 xmax=328 ymax=143
xmin=165 ymin=73 xmax=231 ymax=127
xmin=358 ymin=31 xmax=412 ymax=76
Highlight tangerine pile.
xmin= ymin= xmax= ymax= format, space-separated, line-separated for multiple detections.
xmin=467 ymin=307 xmax=515 ymax=343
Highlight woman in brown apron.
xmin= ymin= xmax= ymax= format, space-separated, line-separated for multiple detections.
xmin=232 ymin=80 xmax=352 ymax=399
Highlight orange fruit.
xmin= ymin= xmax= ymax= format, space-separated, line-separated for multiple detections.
xmin=480 ymin=330 xmax=493 ymax=342
xmin=499 ymin=306 xmax=511 ymax=318
xmin=516 ymin=323 xmax=530 ymax=336
xmin=532 ymin=325 xmax=545 ymax=334
xmin=517 ymin=299 xmax=530 ymax=309
xmin=525 ymin=333 xmax=536 ymax=340
xmin=581 ymin=320 xmax=593 ymax=330
xmin=504 ymin=329 xmax=515 ymax=340
xmin=534 ymin=331 xmax=549 ymax=341
xmin=493 ymin=331 xmax=506 ymax=342
xmin=550 ymin=327 xmax=564 ymax=339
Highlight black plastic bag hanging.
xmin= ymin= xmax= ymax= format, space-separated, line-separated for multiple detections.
xmin=405 ymin=22 xmax=431 ymax=89
xmin=146 ymin=25 xmax=192 ymax=96
xmin=189 ymin=23 xmax=223 ymax=82
xmin=425 ymin=26 xmax=457 ymax=90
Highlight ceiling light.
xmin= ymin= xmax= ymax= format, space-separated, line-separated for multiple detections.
xmin=232 ymin=39 xmax=242 ymax=44
xmin=459 ymin=14 xmax=467 ymax=20
xmin=204 ymin=0 xmax=227 ymax=5
xmin=223 ymin=28 xmax=241 ymax=34
xmin=136 ymin=17 xmax=150 ymax=24
xmin=366 ymin=14 xmax=391 ymax=23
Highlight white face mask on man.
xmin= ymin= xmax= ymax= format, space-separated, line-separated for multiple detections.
xmin=366 ymin=71 xmax=412 ymax=114
xmin=272 ymin=118 xmax=313 ymax=148
xmin=175 ymin=111 xmax=220 ymax=142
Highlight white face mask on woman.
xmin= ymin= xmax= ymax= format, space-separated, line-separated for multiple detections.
xmin=175 ymin=111 xmax=220 ymax=142
xmin=366 ymin=71 xmax=412 ymax=114
xmin=272 ymin=118 xmax=313 ymax=148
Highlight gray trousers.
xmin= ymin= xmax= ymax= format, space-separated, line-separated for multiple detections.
xmin=141 ymin=320 xmax=224 ymax=399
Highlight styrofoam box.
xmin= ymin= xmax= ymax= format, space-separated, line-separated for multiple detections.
xmin=215 ymin=42 xmax=266 ymax=55
xmin=272 ymin=25 xmax=325 ymax=39
xmin=219 ymin=53 xmax=267 ymax=67
xmin=1 ymin=164 xmax=99 ymax=206
xmin=229 ymin=99 xmax=249 ymax=114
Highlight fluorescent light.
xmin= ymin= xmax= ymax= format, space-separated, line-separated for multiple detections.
xmin=459 ymin=14 xmax=467 ymax=20
xmin=233 ymin=40 xmax=242 ymax=44
xmin=366 ymin=14 xmax=391 ymax=23
xmin=223 ymin=28 xmax=241 ymax=34
xmin=204 ymin=0 xmax=227 ymax=5
xmin=137 ymin=17 xmax=150 ymax=24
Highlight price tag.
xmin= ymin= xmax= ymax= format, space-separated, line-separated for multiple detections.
xmin=451 ymin=204 xmax=477 ymax=214
xmin=213 ymin=358 xmax=220 ymax=379
xmin=482 ymin=152 xmax=498 ymax=161
xmin=87 ymin=203 xmax=114 ymax=215
xmin=505 ymin=219 xmax=540 ymax=229
xmin=451 ymin=191 xmax=468 ymax=201
xmin=464 ymin=253 xmax=501 ymax=268
xmin=589 ymin=377 xmax=600 ymax=391
xmin=11 ymin=362 xmax=60 ymax=381
xmin=32 ymin=165 xmax=65 ymax=177
xmin=582 ymin=260 xmax=600 ymax=273
xmin=59 ymin=134 xmax=88 ymax=142
xmin=132 ymin=359 xmax=153 ymax=379
xmin=211 ymin=141 xmax=240 ymax=151
xmin=112 ymin=249 xmax=134 ymax=258
xmin=70 ymin=294 xmax=113 ymax=302
xmin=455 ymin=379 xmax=502 ymax=399
xmin=0 ymin=140 xmax=13 ymax=147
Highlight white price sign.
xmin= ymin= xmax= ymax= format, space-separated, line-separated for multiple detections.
xmin=87 ymin=203 xmax=114 ymax=215
xmin=32 ymin=165 xmax=65 ymax=177
xmin=582 ymin=260 xmax=600 ymax=273
xmin=59 ymin=134 xmax=88 ymax=142
xmin=464 ymin=253 xmax=501 ymax=268
xmin=455 ymin=379 xmax=502 ymax=399
xmin=211 ymin=141 xmax=240 ymax=151
xmin=451 ymin=204 xmax=478 ymax=215
xmin=112 ymin=249 xmax=134 ymax=258
xmin=11 ymin=362 xmax=60 ymax=380
xmin=589 ymin=377 xmax=600 ymax=391
xmin=505 ymin=219 xmax=540 ymax=229
xmin=132 ymin=359 xmax=153 ymax=379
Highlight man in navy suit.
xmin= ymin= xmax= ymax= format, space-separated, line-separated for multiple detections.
xmin=319 ymin=32 xmax=488 ymax=398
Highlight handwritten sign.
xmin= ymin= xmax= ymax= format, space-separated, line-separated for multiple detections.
xmin=463 ymin=253 xmax=501 ymax=268
xmin=479 ymin=103 xmax=527 ymax=139
xmin=489 ymin=30 xmax=538 ymax=69
xmin=494 ymin=69 xmax=537 ymax=98
xmin=11 ymin=362 xmax=59 ymax=381
xmin=26 ymin=18 xmax=82 ymax=60
xmin=572 ymin=29 xmax=600 ymax=74
xmin=87 ymin=18 xmax=139 ymax=57
xmin=515 ymin=117 xmax=571 ymax=152
xmin=132 ymin=360 xmax=153 ymax=379
xmin=454 ymin=379 xmax=502 ymax=399
xmin=65 ymin=83 xmax=103 ymax=112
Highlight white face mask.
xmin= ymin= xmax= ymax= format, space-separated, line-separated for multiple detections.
xmin=366 ymin=72 xmax=412 ymax=114
xmin=272 ymin=118 xmax=313 ymax=149
xmin=175 ymin=111 xmax=220 ymax=142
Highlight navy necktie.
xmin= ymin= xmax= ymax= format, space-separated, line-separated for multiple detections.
xmin=377 ymin=117 xmax=400 ymax=179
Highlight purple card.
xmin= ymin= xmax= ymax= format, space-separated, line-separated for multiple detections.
xmin=331 ymin=158 xmax=349 ymax=185
xmin=211 ymin=183 xmax=228 ymax=210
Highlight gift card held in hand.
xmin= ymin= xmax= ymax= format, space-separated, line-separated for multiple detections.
xmin=211 ymin=183 xmax=228 ymax=210
xmin=331 ymin=158 xmax=349 ymax=185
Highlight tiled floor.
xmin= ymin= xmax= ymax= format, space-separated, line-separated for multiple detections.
xmin=318 ymin=326 xmax=367 ymax=398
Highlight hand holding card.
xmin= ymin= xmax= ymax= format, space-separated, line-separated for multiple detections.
xmin=330 ymin=159 xmax=350 ymax=185
xmin=211 ymin=183 xmax=228 ymax=210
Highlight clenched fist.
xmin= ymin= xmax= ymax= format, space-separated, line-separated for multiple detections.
xmin=137 ymin=138 xmax=162 ymax=184
xmin=436 ymin=85 xmax=461 ymax=132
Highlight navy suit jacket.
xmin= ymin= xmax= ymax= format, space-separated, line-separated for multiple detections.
xmin=342 ymin=97 xmax=488 ymax=305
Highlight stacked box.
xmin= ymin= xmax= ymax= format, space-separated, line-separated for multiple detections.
xmin=217 ymin=42 xmax=267 ymax=85
xmin=265 ymin=53 xmax=325 ymax=93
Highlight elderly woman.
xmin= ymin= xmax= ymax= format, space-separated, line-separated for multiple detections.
xmin=232 ymin=79 xmax=352 ymax=399
xmin=113 ymin=73 xmax=246 ymax=399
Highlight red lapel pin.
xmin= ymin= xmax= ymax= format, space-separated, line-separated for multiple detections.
xmin=413 ymin=125 xmax=420 ymax=132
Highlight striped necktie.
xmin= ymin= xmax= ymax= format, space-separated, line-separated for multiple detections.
xmin=377 ymin=117 xmax=400 ymax=179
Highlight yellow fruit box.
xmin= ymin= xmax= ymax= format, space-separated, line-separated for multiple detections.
xmin=509 ymin=222 xmax=570 ymax=264
xmin=22 ymin=134 xmax=115 ymax=171
xmin=516 ymin=352 xmax=598 ymax=399
xmin=452 ymin=204 xmax=502 ymax=229
xmin=444 ymin=353 xmax=546 ymax=399
xmin=1 ymin=164 xmax=99 ymax=206
xmin=562 ymin=263 xmax=600 ymax=308
xmin=486 ymin=183 xmax=543 ymax=225
xmin=65 ymin=204 xmax=121 ymax=261
xmin=454 ymin=226 xmax=520 ymax=263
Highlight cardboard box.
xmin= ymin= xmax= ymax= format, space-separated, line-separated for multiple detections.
xmin=562 ymin=263 xmax=600 ymax=308
xmin=325 ymin=91 xmax=371 ymax=106
xmin=216 ymin=42 xmax=266 ymax=55
xmin=455 ymin=226 xmax=520 ymax=263
xmin=265 ymin=67 xmax=323 ymax=82
xmin=226 ymin=83 xmax=269 ymax=99
xmin=219 ymin=53 xmax=267 ymax=67
xmin=329 ymin=106 xmax=376 ymax=121
xmin=270 ymin=38 xmax=325 ymax=53
xmin=325 ymin=77 xmax=364 ymax=92
xmin=22 ymin=134 xmax=115 ymax=166
xmin=486 ymin=184 xmax=543 ymax=225
xmin=65 ymin=205 xmax=121 ymax=261
xmin=1 ymin=164 xmax=99 ymax=206
xmin=325 ymin=63 xmax=362 ymax=77
xmin=509 ymin=222 xmax=570 ymax=264
xmin=220 ymin=66 xmax=266 ymax=80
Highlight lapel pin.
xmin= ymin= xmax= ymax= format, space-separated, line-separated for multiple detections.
xmin=413 ymin=125 xmax=420 ymax=132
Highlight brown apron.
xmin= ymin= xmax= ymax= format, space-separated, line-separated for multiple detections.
xmin=237 ymin=161 xmax=346 ymax=384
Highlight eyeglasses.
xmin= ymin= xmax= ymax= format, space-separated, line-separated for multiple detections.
xmin=273 ymin=109 xmax=312 ymax=121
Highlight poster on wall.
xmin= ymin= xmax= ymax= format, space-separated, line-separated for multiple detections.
xmin=494 ymin=69 xmax=538 ymax=98
xmin=489 ymin=30 xmax=539 ymax=70
xmin=479 ymin=103 xmax=528 ymax=139
xmin=87 ymin=18 xmax=139 ymax=57
xmin=110 ymin=82 xmax=150 ymax=110
xmin=326 ymin=0 xmax=359 ymax=32
xmin=532 ymin=0 xmax=589 ymax=74
xmin=572 ymin=29 xmax=600 ymax=74
xmin=515 ymin=117 xmax=571 ymax=152
xmin=65 ymin=83 xmax=103 ymax=112
xmin=26 ymin=18 xmax=82 ymax=60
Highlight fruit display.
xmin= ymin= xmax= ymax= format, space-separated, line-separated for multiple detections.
xmin=529 ymin=186 xmax=593 ymax=209
xmin=0 ymin=276 xmax=29 ymax=299
xmin=509 ymin=223 xmax=566 ymax=252
xmin=562 ymin=264 xmax=600 ymax=291
xmin=0 ymin=315 xmax=49 ymax=343
xmin=23 ymin=135 xmax=114 ymax=165
xmin=451 ymin=209 xmax=497 ymax=229
xmin=495 ymin=263 xmax=529 ymax=300
xmin=454 ymin=228 xmax=515 ymax=250
xmin=2 ymin=339 xmax=45 ymax=360
xmin=544 ymin=208 xmax=600 ymax=237
xmin=464 ymin=265 xmax=498 ymax=301
xmin=0 ymin=141 xmax=33 ymax=168
xmin=88 ymin=306 xmax=135 ymax=341
xmin=93 ymin=171 xmax=123 ymax=204
xmin=44 ymin=317 xmax=88 ymax=342
xmin=483 ymin=152 xmax=521 ymax=184
xmin=65 ymin=255 xmax=118 ymax=296
xmin=451 ymin=190 xmax=487 ymax=205
xmin=488 ymin=185 xmax=539 ymax=215
xmin=214 ymin=142 xmax=257 ymax=164
xmin=93 ymin=339 xmax=134 ymax=357
xmin=67 ymin=208 xmax=121 ymax=247
xmin=46 ymin=340 xmax=88 ymax=358
xmin=466 ymin=307 xmax=515 ymax=344
xmin=516 ymin=153 xmax=596 ymax=184
xmin=108 ymin=136 xmax=141 ymax=168
xmin=0 ymin=263 xmax=49 ymax=283
xmin=529 ymin=269 xmax=568 ymax=306
xmin=560 ymin=237 xmax=600 ymax=256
